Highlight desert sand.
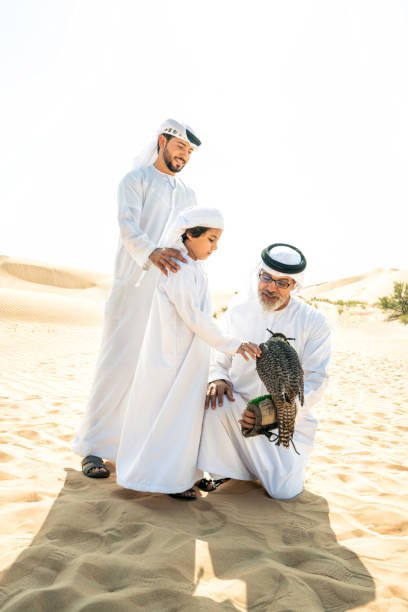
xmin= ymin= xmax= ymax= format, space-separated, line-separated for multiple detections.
xmin=0 ymin=257 xmax=407 ymax=611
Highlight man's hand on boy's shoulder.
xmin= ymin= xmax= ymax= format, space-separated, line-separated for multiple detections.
xmin=149 ymin=248 xmax=188 ymax=275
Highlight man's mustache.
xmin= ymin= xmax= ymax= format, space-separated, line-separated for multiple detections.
xmin=262 ymin=290 xmax=279 ymax=298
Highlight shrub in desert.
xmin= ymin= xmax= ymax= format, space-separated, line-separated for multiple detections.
xmin=377 ymin=282 xmax=408 ymax=324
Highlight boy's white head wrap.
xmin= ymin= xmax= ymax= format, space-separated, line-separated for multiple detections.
xmin=163 ymin=206 xmax=224 ymax=247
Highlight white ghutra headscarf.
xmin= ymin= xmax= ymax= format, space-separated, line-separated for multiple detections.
xmin=228 ymin=243 xmax=307 ymax=311
xmin=133 ymin=118 xmax=201 ymax=170
xmin=260 ymin=243 xmax=307 ymax=288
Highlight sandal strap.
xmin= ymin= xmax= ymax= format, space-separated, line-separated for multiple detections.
xmin=82 ymin=455 xmax=105 ymax=468
xmin=196 ymin=477 xmax=230 ymax=492
xmin=213 ymin=478 xmax=230 ymax=488
xmin=169 ymin=488 xmax=197 ymax=500
xmin=196 ymin=478 xmax=217 ymax=492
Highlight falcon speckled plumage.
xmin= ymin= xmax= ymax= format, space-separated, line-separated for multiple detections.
xmin=255 ymin=330 xmax=304 ymax=449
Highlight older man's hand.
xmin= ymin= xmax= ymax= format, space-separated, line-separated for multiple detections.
xmin=205 ymin=379 xmax=235 ymax=410
xmin=239 ymin=408 xmax=256 ymax=429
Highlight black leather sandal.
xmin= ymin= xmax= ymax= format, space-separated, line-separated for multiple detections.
xmin=169 ymin=488 xmax=197 ymax=501
xmin=196 ymin=478 xmax=230 ymax=492
xmin=81 ymin=455 xmax=110 ymax=479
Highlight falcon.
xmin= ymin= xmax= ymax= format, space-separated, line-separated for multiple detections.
xmin=245 ymin=330 xmax=304 ymax=451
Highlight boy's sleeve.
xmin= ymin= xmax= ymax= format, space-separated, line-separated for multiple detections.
xmin=162 ymin=266 xmax=241 ymax=355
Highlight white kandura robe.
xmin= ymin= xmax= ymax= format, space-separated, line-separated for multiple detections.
xmin=116 ymin=248 xmax=241 ymax=494
xmin=72 ymin=165 xmax=196 ymax=462
xmin=198 ymin=296 xmax=331 ymax=499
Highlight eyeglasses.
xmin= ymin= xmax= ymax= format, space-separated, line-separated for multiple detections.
xmin=258 ymin=272 xmax=293 ymax=289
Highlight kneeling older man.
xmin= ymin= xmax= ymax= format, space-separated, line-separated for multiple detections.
xmin=198 ymin=243 xmax=331 ymax=499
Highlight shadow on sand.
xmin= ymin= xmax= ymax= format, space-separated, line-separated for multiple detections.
xmin=0 ymin=469 xmax=375 ymax=611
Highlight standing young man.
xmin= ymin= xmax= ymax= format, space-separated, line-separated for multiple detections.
xmin=73 ymin=119 xmax=201 ymax=477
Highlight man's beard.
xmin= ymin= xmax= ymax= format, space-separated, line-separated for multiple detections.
xmin=258 ymin=288 xmax=287 ymax=312
xmin=163 ymin=147 xmax=184 ymax=173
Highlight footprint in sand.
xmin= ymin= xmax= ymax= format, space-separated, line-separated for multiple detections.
xmin=114 ymin=527 xmax=153 ymax=555
xmin=0 ymin=450 xmax=13 ymax=462
xmin=64 ymin=471 xmax=92 ymax=490
xmin=387 ymin=463 xmax=408 ymax=472
xmin=0 ymin=470 xmax=14 ymax=480
xmin=296 ymin=557 xmax=367 ymax=584
xmin=47 ymin=550 xmax=75 ymax=568
xmin=337 ymin=473 xmax=352 ymax=483
xmin=282 ymin=524 xmax=312 ymax=545
xmin=46 ymin=526 xmax=103 ymax=547
xmin=16 ymin=429 xmax=41 ymax=441
xmin=0 ymin=585 xmax=23 ymax=607
xmin=58 ymin=433 xmax=73 ymax=442
xmin=4 ymin=490 xmax=44 ymax=502
xmin=281 ymin=516 xmax=316 ymax=545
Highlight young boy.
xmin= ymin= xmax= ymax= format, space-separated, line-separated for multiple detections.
xmin=116 ymin=207 xmax=260 ymax=500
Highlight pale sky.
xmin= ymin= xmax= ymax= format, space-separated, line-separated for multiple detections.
xmin=1 ymin=0 xmax=407 ymax=290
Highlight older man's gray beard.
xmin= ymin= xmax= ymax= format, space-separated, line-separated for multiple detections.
xmin=258 ymin=288 xmax=287 ymax=312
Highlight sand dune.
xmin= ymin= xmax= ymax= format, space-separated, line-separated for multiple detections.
xmin=0 ymin=257 xmax=109 ymax=325
xmin=0 ymin=260 xmax=407 ymax=610
xmin=301 ymin=268 xmax=408 ymax=303
xmin=0 ymin=288 xmax=104 ymax=325
xmin=0 ymin=256 xmax=111 ymax=293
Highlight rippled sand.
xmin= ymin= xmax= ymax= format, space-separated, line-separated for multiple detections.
xmin=0 ymin=258 xmax=407 ymax=610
